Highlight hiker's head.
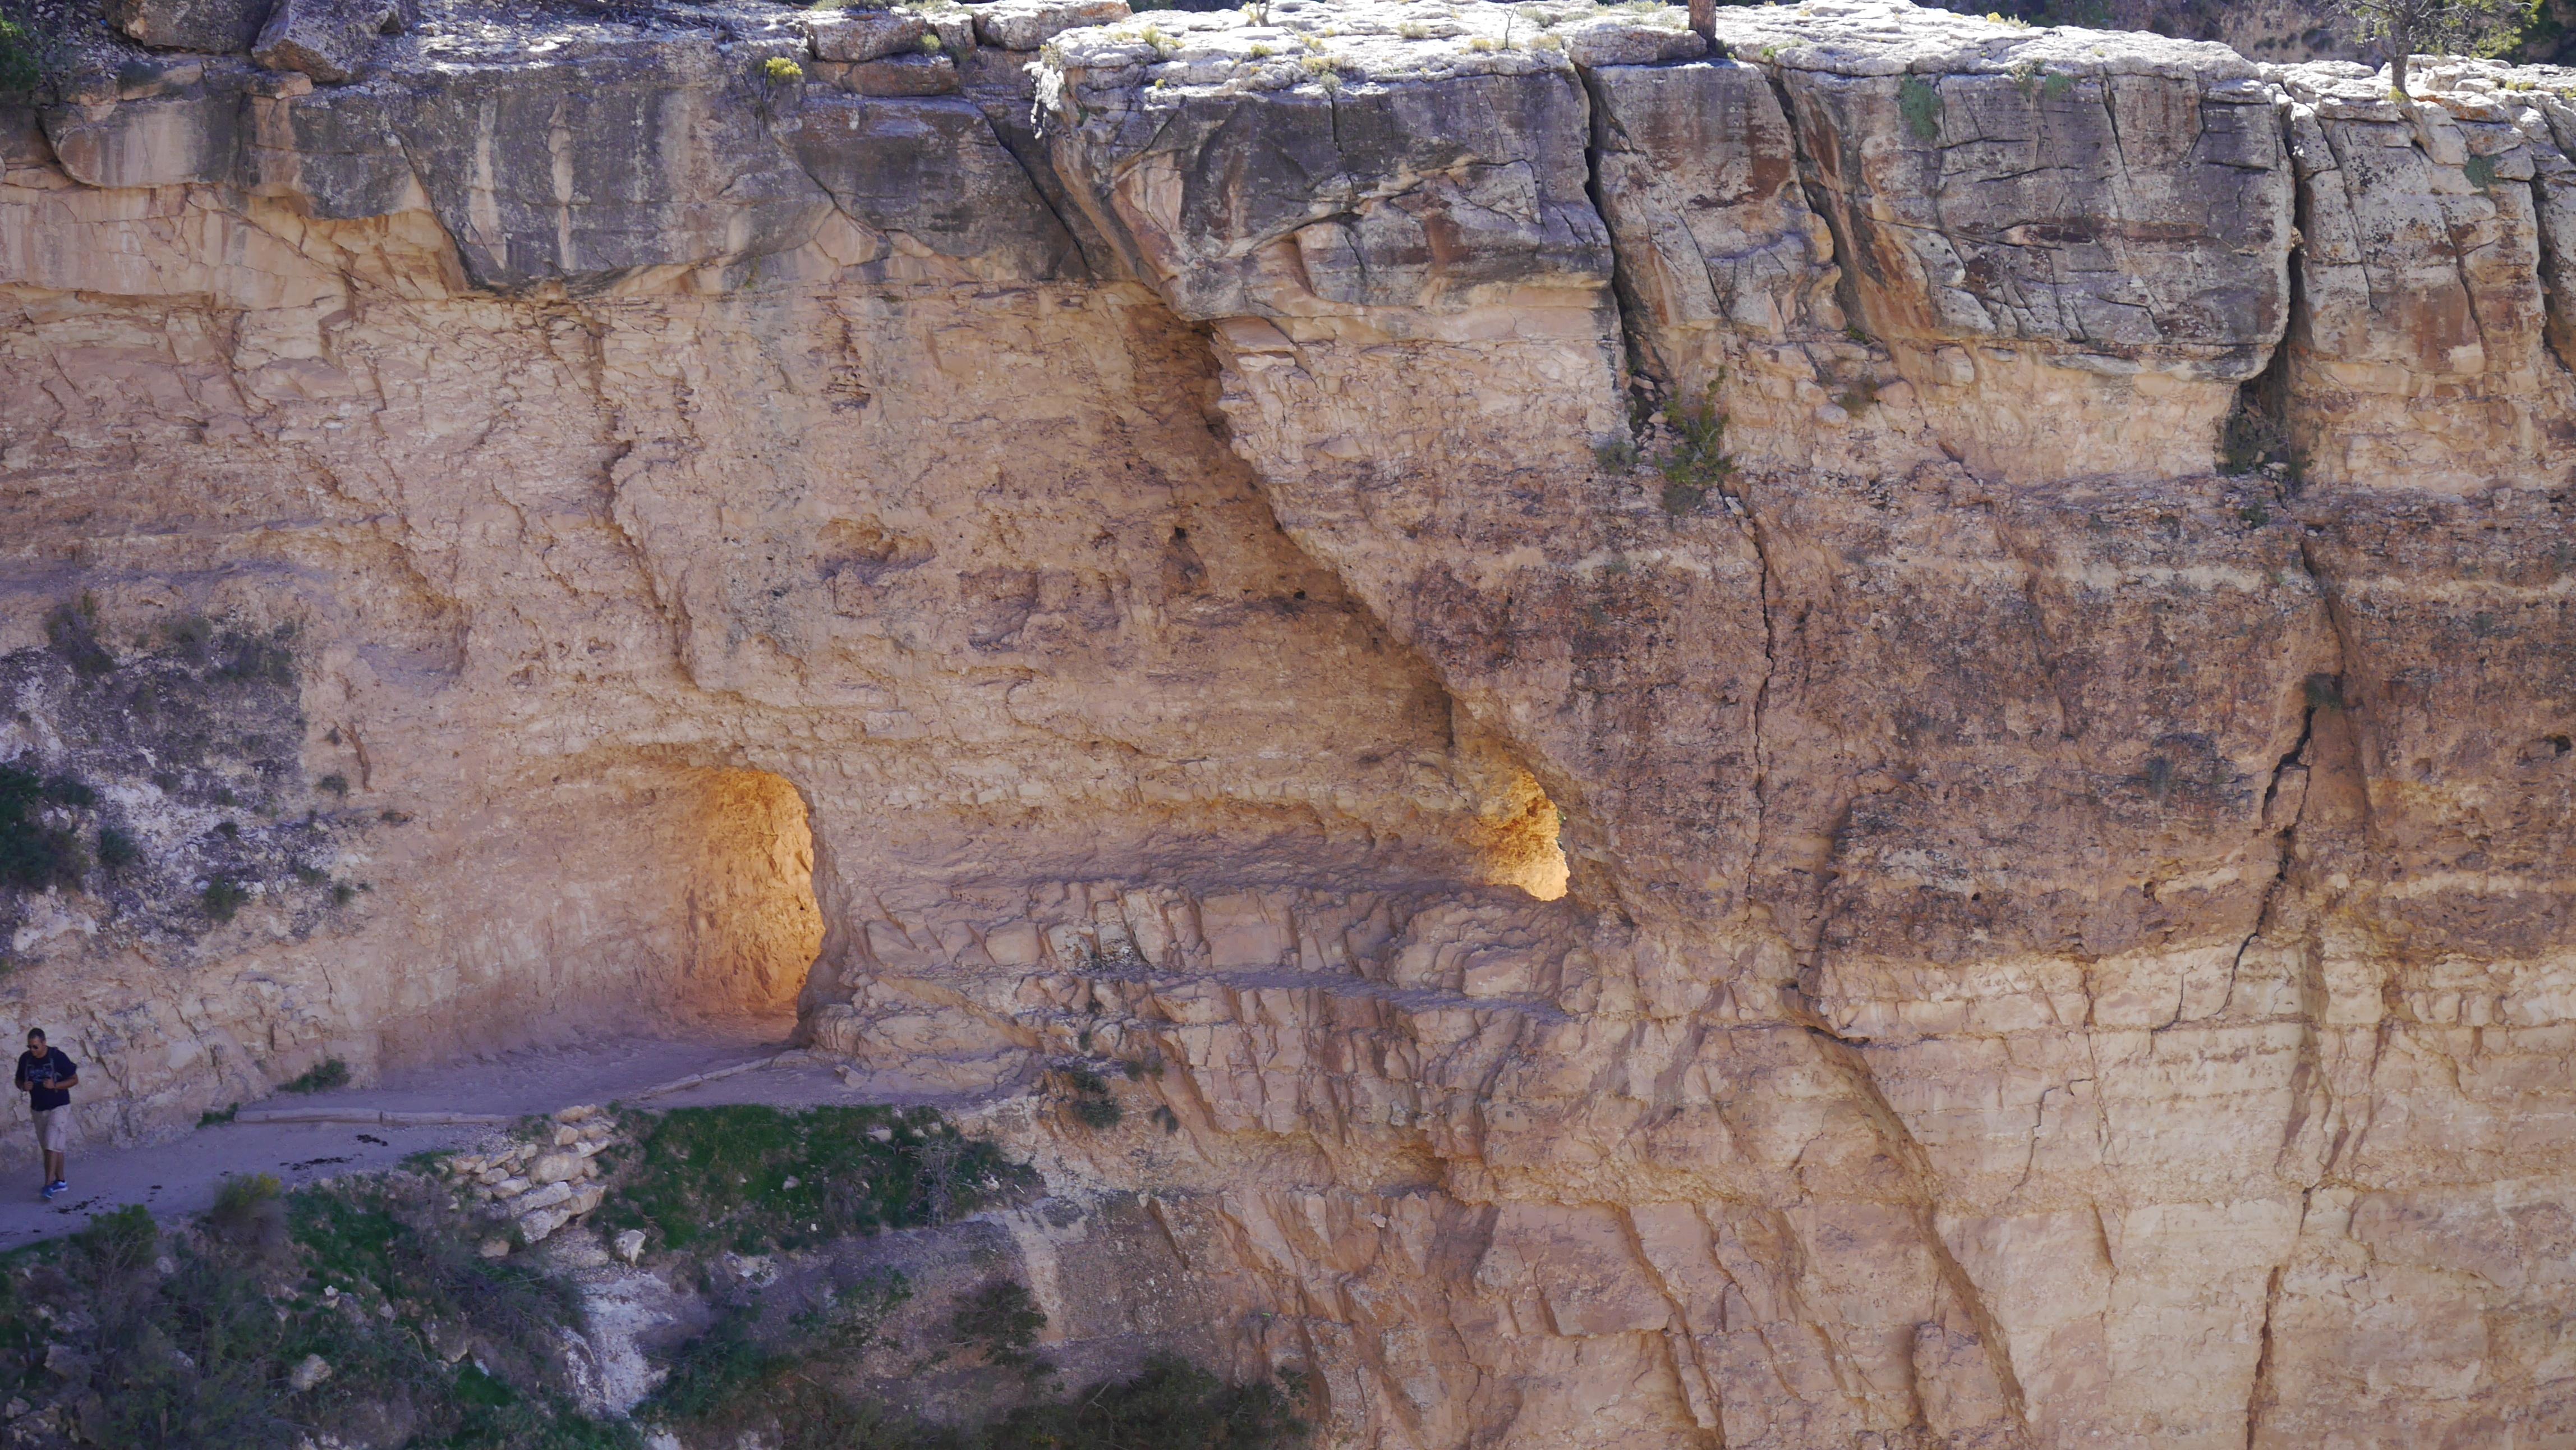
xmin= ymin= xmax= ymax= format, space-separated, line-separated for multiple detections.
xmin=24 ymin=1031 xmax=43 ymax=1055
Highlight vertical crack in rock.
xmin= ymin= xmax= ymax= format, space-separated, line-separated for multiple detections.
xmin=2243 ymin=1259 xmax=2287 ymax=1449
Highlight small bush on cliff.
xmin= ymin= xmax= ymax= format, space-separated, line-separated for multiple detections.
xmin=282 ymin=1057 xmax=351 ymax=1094
xmin=951 ymin=1279 xmax=1048 ymax=1374
xmin=1655 ymin=380 xmax=1736 ymax=515
xmin=2218 ymin=393 xmax=2298 ymax=481
xmin=0 ymin=765 xmax=88 ymax=892
xmin=45 ymin=601 xmax=115 ymax=678
xmin=0 ymin=18 xmax=41 ymax=97
xmin=97 ymin=824 xmax=142 ymax=869
xmin=1054 ymin=1064 xmax=1123 ymax=1130
xmin=201 ymin=876 xmax=250 ymax=921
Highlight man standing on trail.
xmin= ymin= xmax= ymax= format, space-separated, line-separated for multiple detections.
xmin=14 ymin=1031 xmax=75 ymax=1200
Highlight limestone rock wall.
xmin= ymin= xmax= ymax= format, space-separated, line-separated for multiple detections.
xmin=4 ymin=0 xmax=2575 ymax=1445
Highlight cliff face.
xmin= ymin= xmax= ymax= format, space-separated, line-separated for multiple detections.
xmin=3 ymin=0 xmax=2574 ymax=1444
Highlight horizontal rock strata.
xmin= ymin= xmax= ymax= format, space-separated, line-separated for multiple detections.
xmin=4 ymin=0 xmax=2574 ymax=1446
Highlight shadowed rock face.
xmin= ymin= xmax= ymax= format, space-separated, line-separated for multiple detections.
xmin=4 ymin=0 xmax=2576 ymax=1445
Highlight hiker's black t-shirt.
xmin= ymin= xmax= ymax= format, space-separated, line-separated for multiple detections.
xmin=15 ymin=1052 xmax=73 ymax=1112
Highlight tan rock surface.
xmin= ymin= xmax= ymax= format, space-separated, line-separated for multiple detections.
xmin=4 ymin=0 xmax=2574 ymax=1444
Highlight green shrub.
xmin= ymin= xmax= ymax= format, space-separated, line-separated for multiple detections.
xmin=1655 ymin=380 xmax=1735 ymax=516
xmin=200 ymin=877 xmax=250 ymax=922
xmin=280 ymin=1058 xmax=350 ymax=1094
xmin=763 ymin=56 xmax=805 ymax=83
xmin=46 ymin=602 xmax=115 ymax=677
xmin=1055 ymin=1066 xmax=1122 ymax=1130
xmin=0 ymin=17 xmax=40 ymax=95
xmin=640 ymin=1306 xmax=794 ymax=1425
xmin=316 ymin=773 xmax=349 ymax=796
xmin=951 ymin=1279 xmax=1047 ymax=1373
xmin=0 ymin=766 xmax=86 ymax=891
xmin=2218 ymin=394 xmax=2297 ymax=480
xmin=213 ymin=632 xmax=293 ymax=686
xmin=211 ymin=1172 xmax=282 ymax=1222
xmin=97 ymin=824 xmax=142 ymax=869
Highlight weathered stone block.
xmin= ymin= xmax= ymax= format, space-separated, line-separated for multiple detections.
xmin=784 ymin=93 xmax=1084 ymax=278
xmin=253 ymin=0 xmax=401 ymax=84
xmin=844 ymin=53 xmax=958 ymax=96
xmin=802 ymin=7 xmax=926 ymax=62
xmin=39 ymin=78 xmax=246 ymax=188
xmin=973 ymin=0 xmax=1126 ymax=52
xmin=107 ymin=0 xmax=273 ymax=55
xmin=1560 ymin=14 xmax=1705 ymax=69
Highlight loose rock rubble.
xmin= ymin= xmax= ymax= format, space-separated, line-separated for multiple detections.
xmin=439 ymin=1105 xmax=619 ymax=1249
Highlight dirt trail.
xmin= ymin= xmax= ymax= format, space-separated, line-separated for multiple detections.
xmin=0 ymin=1022 xmax=992 ymax=1249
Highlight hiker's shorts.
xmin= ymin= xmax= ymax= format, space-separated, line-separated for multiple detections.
xmin=31 ymin=1107 xmax=71 ymax=1153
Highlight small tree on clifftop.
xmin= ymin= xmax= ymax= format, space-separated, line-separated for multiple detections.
xmin=2329 ymin=0 xmax=2537 ymax=95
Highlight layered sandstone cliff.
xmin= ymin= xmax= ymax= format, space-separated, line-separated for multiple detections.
xmin=3 ymin=0 xmax=2574 ymax=1444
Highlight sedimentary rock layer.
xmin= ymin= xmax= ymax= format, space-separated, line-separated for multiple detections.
xmin=4 ymin=0 xmax=2573 ymax=1444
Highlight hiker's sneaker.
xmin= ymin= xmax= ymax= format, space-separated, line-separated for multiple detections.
xmin=39 ymin=1182 xmax=62 ymax=1200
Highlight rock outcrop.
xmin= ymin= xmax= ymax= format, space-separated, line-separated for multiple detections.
xmin=4 ymin=0 xmax=2574 ymax=1446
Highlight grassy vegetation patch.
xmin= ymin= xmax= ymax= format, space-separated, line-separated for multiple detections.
xmin=590 ymin=1105 xmax=1036 ymax=1259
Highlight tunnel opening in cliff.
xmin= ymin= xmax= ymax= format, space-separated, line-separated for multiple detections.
xmin=1474 ymin=769 xmax=1571 ymax=902
xmin=676 ymin=767 xmax=826 ymax=1022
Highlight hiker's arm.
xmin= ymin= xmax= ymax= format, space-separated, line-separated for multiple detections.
xmin=54 ymin=1072 xmax=73 ymax=1090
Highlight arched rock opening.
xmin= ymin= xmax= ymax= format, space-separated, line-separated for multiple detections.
xmin=678 ymin=768 xmax=825 ymax=1022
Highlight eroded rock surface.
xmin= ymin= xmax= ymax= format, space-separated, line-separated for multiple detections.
xmin=4 ymin=0 xmax=2574 ymax=1446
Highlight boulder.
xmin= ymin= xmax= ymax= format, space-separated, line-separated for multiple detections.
xmin=40 ymin=75 xmax=248 ymax=188
xmin=972 ymin=0 xmax=1126 ymax=52
xmin=802 ymin=7 xmax=926 ymax=62
xmin=287 ymin=1355 xmax=331 ymax=1392
xmin=107 ymin=0 xmax=273 ymax=54
xmin=1560 ymin=15 xmax=1706 ymax=69
xmin=514 ymin=1179 xmax=575 ymax=1213
xmin=253 ymin=0 xmax=402 ymax=85
xmin=611 ymin=1228 xmax=647 ymax=1264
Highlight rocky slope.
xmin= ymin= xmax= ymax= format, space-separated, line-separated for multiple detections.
xmin=3 ymin=0 xmax=2573 ymax=1444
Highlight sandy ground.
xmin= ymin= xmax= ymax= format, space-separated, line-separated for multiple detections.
xmin=0 ymin=1020 xmax=995 ymax=1249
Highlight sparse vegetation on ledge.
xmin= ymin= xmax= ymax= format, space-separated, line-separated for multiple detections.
xmin=588 ymin=1104 xmax=1035 ymax=1259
